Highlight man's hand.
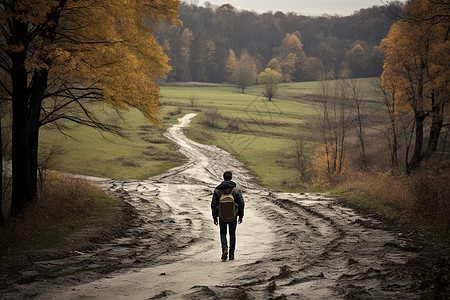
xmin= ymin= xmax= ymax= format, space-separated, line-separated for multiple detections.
xmin=238 ymin=217 xmax=243 ymax=224
xmin=214 ymin=219 xmax=218 ymax=226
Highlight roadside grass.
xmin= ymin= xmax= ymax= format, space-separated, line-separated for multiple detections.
xmin=330 ymin=171 xmax=450 ymax=243
xmin=0 ymin=172 xmax=122 ymax=255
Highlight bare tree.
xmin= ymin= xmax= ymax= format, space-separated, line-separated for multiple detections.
xmin=290 ymin=134 xmax=309 ymax=181
xmin=344 ymin=78 xmax=367 ymax=166
xmin=314 ymin=80 xmax=351 ymax=175
xmin=382 ymin=0 xmax=450 ymax=25
xmin=371 ymin=78 xmax=418 ymax=172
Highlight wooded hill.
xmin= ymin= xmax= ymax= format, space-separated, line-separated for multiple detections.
xmin=154 ymin=2 xmax=403 ymax=83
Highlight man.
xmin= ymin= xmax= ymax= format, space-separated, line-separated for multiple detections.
xmin=211 ymin=171 xmax=245 ymax=261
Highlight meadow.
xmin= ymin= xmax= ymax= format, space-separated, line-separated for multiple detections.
xmin=30 ymin=79 xmax=450 ymax=242
xmin=39 ymin=80 xmax=375 ymax=190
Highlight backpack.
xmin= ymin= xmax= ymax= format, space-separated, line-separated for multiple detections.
xmin=218 ymin=187 xmax=236 ymax=222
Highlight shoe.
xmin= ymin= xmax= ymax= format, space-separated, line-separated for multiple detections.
xmin=221 ymin=247 xmax=228 ymax=260
xmin=229 ymin=250 xmax=235 ymax=260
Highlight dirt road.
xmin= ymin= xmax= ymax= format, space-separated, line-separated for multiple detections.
xmin=1 ymin=114 xmax=430 ymax=299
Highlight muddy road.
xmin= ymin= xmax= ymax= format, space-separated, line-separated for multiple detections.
xmin=0 ymin=114 xmax=433 ymax=299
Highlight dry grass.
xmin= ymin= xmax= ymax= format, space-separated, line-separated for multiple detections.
xmin=334 ymin=169 xmax=450 ymax=241
xmin=0 ymin=172 xmax=119 ymax=254
xmin=408 ymin=170 xmax=450 ymax=235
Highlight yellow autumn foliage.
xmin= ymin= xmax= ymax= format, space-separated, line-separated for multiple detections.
xmin=10 ymin=0 xmax=181 ymax=126
xmin=381 ymin=0 xmax=449 ymax=116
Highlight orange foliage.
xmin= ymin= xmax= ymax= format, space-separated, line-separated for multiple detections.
xmin=381 ymin=0 xmax=449 ymax=116
xmin=12 ymin=0 xmax=181 ymax=126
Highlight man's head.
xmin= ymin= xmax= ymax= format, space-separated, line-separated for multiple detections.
xmin=223 ymin=171 xmax=232 ymax=181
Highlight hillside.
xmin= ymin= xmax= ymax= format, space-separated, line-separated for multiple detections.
xmin=154 ymin=2 xmax=401 ymax=83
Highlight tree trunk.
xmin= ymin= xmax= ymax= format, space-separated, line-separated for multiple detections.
xmin=427 ymin=113 xmax=443 ymax=153
xmin=426 ymin=93 xmax=444 ymax=153
xmin=391 ymin=117 xmax=399 ymax=169
xmin=408 ymin=112 xmax=426 ymax=171
xmin=11 ymin=93 xmax=34 ymax=214
xmin=10 ymin=21 xmax=34 ymax=214
xmin=0 ymin=111 xmax=3 ymax=224
xmin=356 ymin=108 xmax=366 ymax=164
xmin=28 ymin=70 xmax=47 ymax=195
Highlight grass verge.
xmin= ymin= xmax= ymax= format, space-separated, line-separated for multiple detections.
xmin=0 ymin=172 xmax=124 ymax=255
xmin=330 ymin=171 xmax=450 ymax=245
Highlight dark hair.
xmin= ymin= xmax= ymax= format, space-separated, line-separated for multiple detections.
xmin=223 ymin=171 xmax=232 ymax=181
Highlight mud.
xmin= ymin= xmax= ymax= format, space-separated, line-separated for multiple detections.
xmin=0 ymin=113 xmax=448 ymax=299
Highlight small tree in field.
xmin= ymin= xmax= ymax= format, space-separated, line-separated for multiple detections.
xmin=258 ymin=68 xmax=282 ymax=101
xmin=231 ymin=51 xmax=257 ymax=93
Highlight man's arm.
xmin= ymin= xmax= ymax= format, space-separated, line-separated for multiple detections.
xmin=211 ymin=189 xmax=219 ymax=225
xmin=235 ymin=187 xmax=245 ymax=222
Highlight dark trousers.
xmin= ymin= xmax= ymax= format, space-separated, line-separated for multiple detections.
xmin=219 ymin=217 xmax=237 ymax=251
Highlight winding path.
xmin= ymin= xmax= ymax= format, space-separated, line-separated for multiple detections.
xmin=2 ymin=114 xmax=421 ymax=299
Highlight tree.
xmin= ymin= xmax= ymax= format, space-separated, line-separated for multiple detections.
xmin=371 ymin=77 xmax=416 ymax=171
xmin=258 ymin=68 xmax=282 ymax=101
xmin=383 ymin=0 xmax=449 ymax=25
xmin=381 ymin=0 xmax=449 ymax=171
xmin=345 ymin=78 xmax=367 ymax=165
xmin=154 ymin=3 xmax=399 ymax=83
xmin=301 ymin=57 xmax=325 ymax=81
xmin=224 ymin=49 xmax=237 ymax=83
xmin=345 ymin=43 xmax=368 ymax=78
xmin=273 ymin=32 xmax=307 ymax=82
xmin=266 ymin=58 xmax=283 ymax=76
xmin=0 ymin=0 xmax=180 ymax=215
xmin=232 ymin=51 xmax=257 ymax=93
xmin=196 ymin=39 xmax=217 ymax=82
xmin=313 ymin=80 xmax=351 ymax=175
xmin=178 ymin=28 xmax=194 ymax=82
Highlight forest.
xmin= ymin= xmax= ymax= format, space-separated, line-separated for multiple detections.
xmin=154 ymin=1 xmax=402 ymax=83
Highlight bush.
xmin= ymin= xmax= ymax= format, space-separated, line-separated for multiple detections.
xmin=199 ymin=109 xmax=222 ymax=129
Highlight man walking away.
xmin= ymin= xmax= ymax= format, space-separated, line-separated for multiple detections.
xmin=211 ymin=171 xmax=245 ymax=261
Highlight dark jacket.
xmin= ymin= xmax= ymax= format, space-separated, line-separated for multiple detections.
xmin=211 ymin=180 xmax=245 ymax=221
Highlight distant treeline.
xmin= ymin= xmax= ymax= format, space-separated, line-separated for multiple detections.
xmin=154 ymin=2 xmax=403 ymax=83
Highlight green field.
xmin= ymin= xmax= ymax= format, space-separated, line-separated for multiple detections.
xmin=39 ymin=104 xmax=187 ymax=179
xmin=40 ymin=79 xmax=377 ymax=190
